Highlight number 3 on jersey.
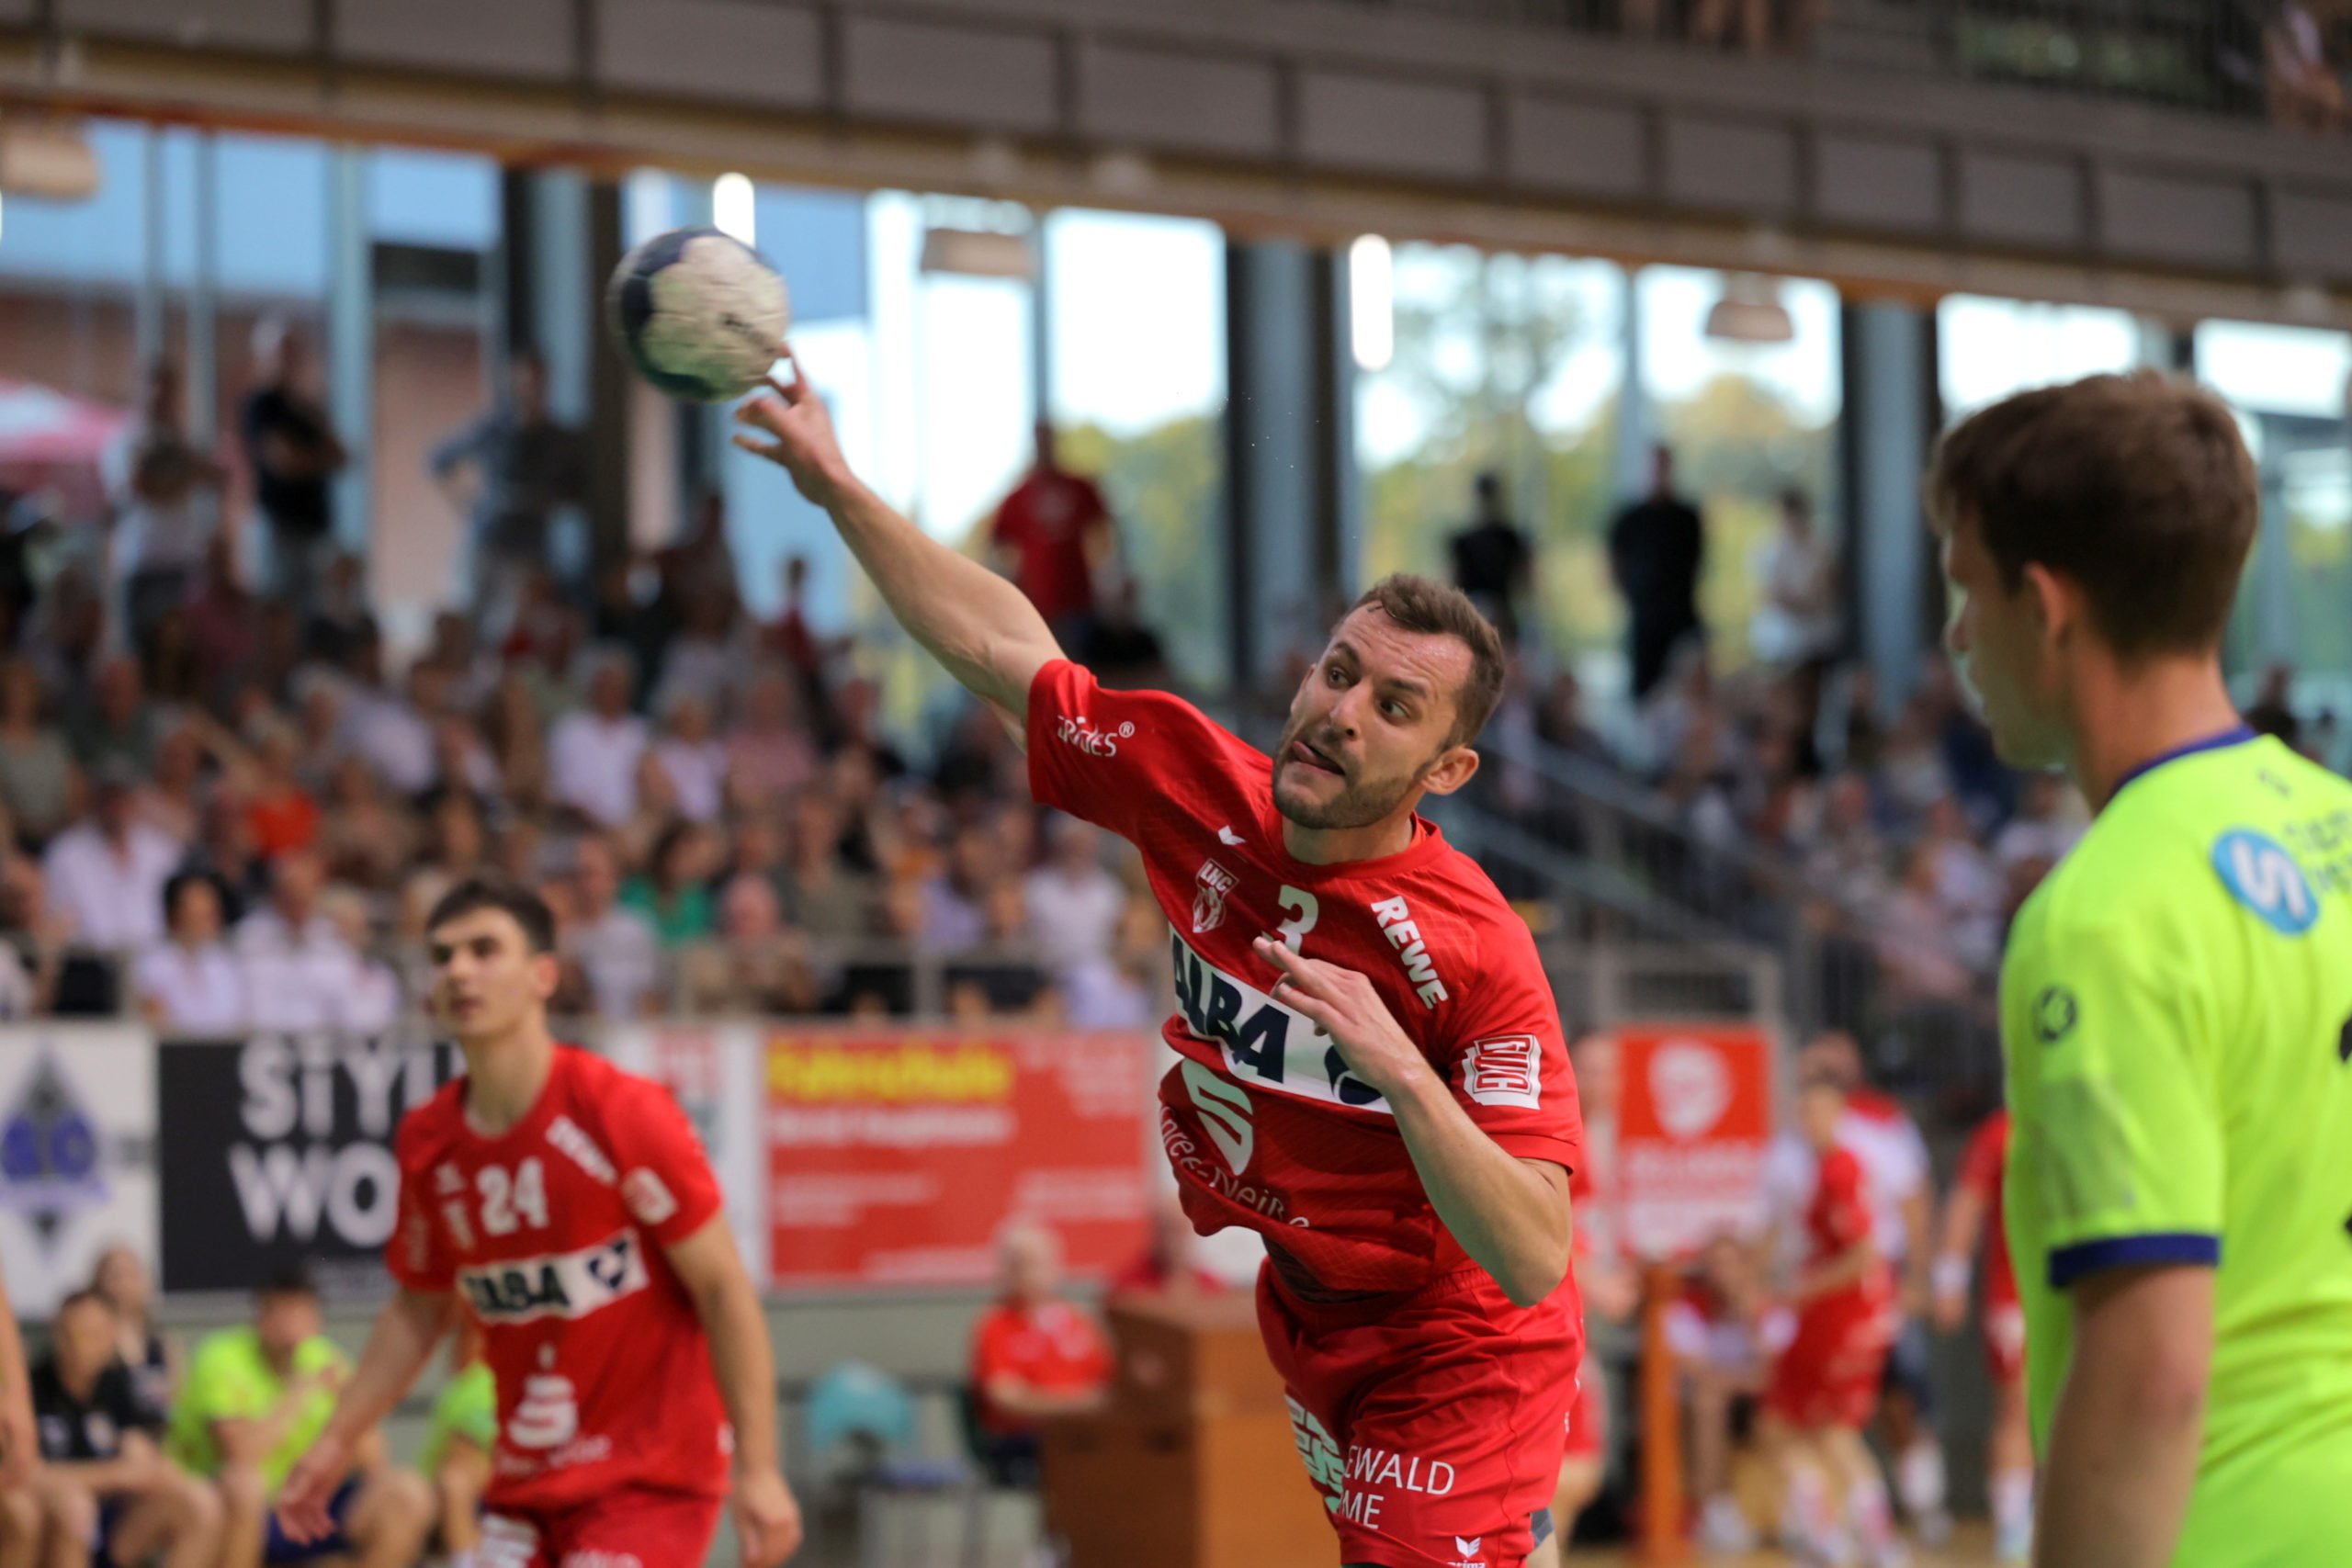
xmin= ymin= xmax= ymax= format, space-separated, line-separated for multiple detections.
xmin=1277 ymin=886 xmax=1319 ymax=953
xmin=479 ymin=1158 xmax=549 ymax=1236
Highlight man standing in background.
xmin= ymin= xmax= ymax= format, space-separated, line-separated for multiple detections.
xmin=240 ymin=319 xmax=347 ymax=615
xmin=104 ymin=359 xmax=225 ymax=653
xmin=989 ymin=420 xmax=1117 ymax=649
xmin=1607 ymin=445 xmax=1704 ymax=702
xmin=1451 ymin=471 xmax=1534 ymax=649
xmin=431 ymin=347 xmax=589 ymax=629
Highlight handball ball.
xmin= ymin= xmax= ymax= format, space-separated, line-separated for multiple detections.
xmin=606 ymin=226 xmax=791 ymax=402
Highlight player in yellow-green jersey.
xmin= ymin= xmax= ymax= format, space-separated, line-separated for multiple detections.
xmin=1930 ymin=370 xmax=2352 ymax=1568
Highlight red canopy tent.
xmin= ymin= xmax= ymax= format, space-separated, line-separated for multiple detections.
xmin=0 ymin=377 xmax=130 ymax=524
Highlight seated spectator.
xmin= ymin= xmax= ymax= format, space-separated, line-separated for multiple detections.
xmin=166 ymin=1269 xmax=431 ymax=1568
xmin=43 ymin=764 xmax=184 ymax=953
xmin=652 ymin=691 xmax=728 ymax=824
xmin=650 ymin=588 xmax=741 ymax=716
xmin=1023 ymin=817 xmax=1125 ymax=975
xmin=1667 ymin=1235 xmax=1793 ymax=1554
xmin=562 ymin=834 xmax=662 ymax=1019
xmin=67 ymin=656 xmax=164 ymax=780
xmin=416 ymin=1325 xmax=494 ymax=1568
xmin=320 ymin=886 xmax=401 ymax=1032
xmin=241 ymin=721 xmax=322 ymax=860
xmin=234 ymin=850 xmax=366 ymax=1032
xmin=621 ymin=821 xmax=718 ymax=951
xmin=1875 ymin=842 xmax=1974 ymax=1003
xmin=921 ymin=826 xmax=1005 ymax=952
xmin=341 ymin=658 xmax=439 ymax=800
xmin=144 ymin=721 xmax=208 ymax=850
xmin=1109 ymin=1198 xmax=1227 ymax=1303
xmin=677 ymin=874 xmax=820 ymax=1017
xmin=316 ymin=758 xmax=417 ymax=895
xmin=29 ymin=1288 xmax=221 ymax=1568
xmin=968 ymin=1224 xmax=1112 ymax=1486
xmin=724 ymin=666 xmax=820 ymax=807
xmin=93 ymin=1244 xmax=176 ymax=1428
xmin=1059 ymin=898 xmax=1167 ymax=1031
xmin=548 ymin=650 xmax=647 ymax=828
xmin=133 ymin=872 xmax=248 ymax=1036
xmin=0 ymin=657 xmax=76 ymax=846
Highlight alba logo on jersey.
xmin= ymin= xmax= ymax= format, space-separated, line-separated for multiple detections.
xmin=458 ymin=1231 xmax=649 ymax=1323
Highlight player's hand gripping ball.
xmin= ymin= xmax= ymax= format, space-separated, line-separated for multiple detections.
xmin=606 ymin=226 xmax=791 ymax=401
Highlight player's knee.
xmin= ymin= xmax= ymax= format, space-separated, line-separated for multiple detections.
xmin=216 ymin=1461 xmax=269 ymax=1522
xmin=0 ymin=1482 xmax=42 ymax=1540
xmin=435 ymin=1459 xmax=481 ymax=1514
xmin=39 ymin=1475 xmax=99 ymax=1540
xmin=358 ymin=1467 xmax=435 ymax=1547
xmin=174 ymin=1467 xmax=226 ymax=1536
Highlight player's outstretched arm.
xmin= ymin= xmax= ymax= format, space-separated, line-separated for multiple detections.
xmin=1930 ymin=1183 xmax=1985 ymax=1334
xmin=2036 ymin=1264 xmax=2211 ymax=1568
xmin=734 ymin=350 xmax=1064 ymax=739
xmin=275 ymin=1288 xmax=450 ymax=1544
xmin=666 ymin=1216 xmax=803 ymax=1568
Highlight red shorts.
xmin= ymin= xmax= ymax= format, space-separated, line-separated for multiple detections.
xmin=1984 ymin=1298 xmax=2025 ymax=1387
xmin=1562 ymin=1353 xmax=1607 ymax=1466
xmin=478 ymin=1486 xmax=724 ymax=1568
xmin=1765 ymin=1294 xmax=1893 ymax=1432
xmin=1258 ymin=1260 xmax=1583 ymax=1568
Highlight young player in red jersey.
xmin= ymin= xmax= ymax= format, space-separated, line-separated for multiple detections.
xmin=274 ymin=878 xmax=802 ymax=1568
xmin=1763 ymin=1074 xmax=1905 ymax=1568
xmin=737 ymin=352 xmax=1584 ymax=1568
xmin=1933 ymin=1107 xmax=2030 ymax=1563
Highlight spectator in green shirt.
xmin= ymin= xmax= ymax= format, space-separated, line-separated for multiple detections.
xmin=166 ymin=1269 xmax=430 ymax=1568
xmin=418 ymin=1323 xmax=496 ymax=1565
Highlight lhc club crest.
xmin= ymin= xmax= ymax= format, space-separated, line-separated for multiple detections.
xmin=0 ymin=1055 xmax=106 ymax=1244
xmin=1193 ymin=859 xmax=1238 ymax=935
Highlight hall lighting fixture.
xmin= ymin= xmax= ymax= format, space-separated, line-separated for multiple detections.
xmin=0 ymin=118 xmax=99 ymax=201
xmin=712 ymin=173 xmax=756 ymax=247
xmin=1705 ymin=272 xmax=1794 ymax=344
xmin=1350 ymin=234 xmax=1395 ymax=372
xmin=918 ymin=226 xmax=1035 ymax=280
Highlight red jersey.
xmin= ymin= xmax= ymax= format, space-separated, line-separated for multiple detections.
xmin=991 ymin=470 xmax=1109 ymax=623
xmin=1026 ymin=660 xmax=1585 ymax=1299
xmin=388 ymin=1047 xmax=730 ymax=1511
xmin=1803 ymin=1145 xmax=1893 ymax=1318
xmin=1956 ymin=1109 xmax=2016 ymax=1309
xmin=969 ymin=1299 xmax=1112 ymax=1437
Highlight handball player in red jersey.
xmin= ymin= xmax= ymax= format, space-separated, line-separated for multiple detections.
xmin=737 ymin=351 xmax=1586 ymax=1568
xmin=1934 ymin=1108 xmax=2031 ymax=1563
xmin=274 ymin=878 xmax=803 ymax=1568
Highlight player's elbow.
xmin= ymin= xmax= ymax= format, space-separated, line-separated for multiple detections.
xmin=1498 ymin=1245 xmax=1571 ymax=1310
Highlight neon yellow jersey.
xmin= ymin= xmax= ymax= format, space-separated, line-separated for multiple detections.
xmin=2001 ymin=730 xmax=2352 ymax=1566
xmin=418 ymin=1361 xmax=497 ymax=1477
xmin=164 ymin=1329 xmax=350 ymax=1490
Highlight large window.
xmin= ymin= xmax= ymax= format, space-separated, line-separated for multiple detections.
xmin=1937 ymin=297 xmax=2143 ymax=417
xmin=2198 ymin=321 xmax=2352 ymax=693
xmin=1044 ymin=209 xmax=1227 ymax=691
xmin=1636 ymin=266 xmax=1840 ymax=672
xmin=1355 ymin=244 xmax=1628 ymax=672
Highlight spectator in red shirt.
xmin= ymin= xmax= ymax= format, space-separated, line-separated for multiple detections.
xmin=968 ymin=1224 xmax=1111 ymax=1486
xmin=1107 ymin=1198 xmax=1227 ymax=1304
xmin=987 ymin=423 xmax=1116 ymax=644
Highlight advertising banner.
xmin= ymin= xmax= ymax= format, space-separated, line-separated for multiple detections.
xmin=0 ymin=1026 xmax=159 ymax=1315
xmin=765 ymin=1030 xmax=1151 ymax=1289
xmin=1616 ymin=1022 xmax=1775 ymax=1262
xmin=155 ymin=1032 xmax=458 ymax=1295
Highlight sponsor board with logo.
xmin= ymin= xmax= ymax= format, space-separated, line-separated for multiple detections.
xmin=599 ymin=1022 xmax=767 ymax=1280
xmin=154 ymin=1030 xmax=459 ymax=1294
xmin=1616 ymin=1023 xmax=1774 ymax=1261
xmin=764 ymin=1030 xmax=1152 ymax=1289
xmin=0 ymin=1026 xmax=158 ymax=1315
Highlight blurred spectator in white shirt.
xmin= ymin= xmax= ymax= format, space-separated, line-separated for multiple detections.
xmin=1993 ymin=773 xmax=2085 ymax=876
xmin=132 ymin=872 xmax=248 ymax=1035
xmin=724 ymin=667 xmax=820 ymax=811
xmin=343 ymin=660 xmax=441 ymax=798
xmin=561 ymin=834 xmax=662 ymax=1018
xmin=1060 ymin=900 xmax=1167 ymax=1031
xmin=1023 ymin=818 xmax=1125 ymax=974
xmin=102 ymin=359 xmax=225 ymax=651
xmin=650 ymin=589 xmax=740 ymax=718
xmin=652 ymin=692 xmax=727 ymax=825
xmin=234 ymin=848 xmax=363 ymax=1031
xmin=921 ymin=827 xmax=1003 ymax=952
xmin=1749 ymin=488 xmax=1838 ymax=670
xmin=42 ymin=767 xmax=182 ymax=952
xmin=321 ymin=884 xmax=401 ymax=1032
xmin=548 ymin=651 xmax=647 ymax=828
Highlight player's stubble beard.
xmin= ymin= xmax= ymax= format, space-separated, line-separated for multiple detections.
xmin=1272 ymin=714 xmax=1444 ymax=832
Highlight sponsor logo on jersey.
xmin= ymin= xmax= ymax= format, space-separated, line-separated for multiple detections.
xmin=1462 ymin=1035 xmax=1542 ymax=1109
xmin=458 ymin=1230 xmax=649 ymax=1324
xmin=1193 ymin=860 xmax=1238 ymax=934
xmin=2031 ymin=985 xmax=2078 ymax=1044
xmin=1453 ymin=1539 xmax=1485 ymax=1567
xmin=2211 ymin=828 xmax=2321 ymax=935
xmin=622 ymin=1168 xmax=679 ymax=1227
xmin=1217 ymin=825 xmax=1246 ymax=846
xmin=440 ymin=1199 xmax=476 ymax=1251
xmin=1055 ymin=714 xmax=1134 ymax=758
xmin=547 ymin=1115 xmax=617 ymax=1186
xmin=1367 ymin=897 xmax=1450 ymax=1008
xmin=435 ymin=1162 xmax=465 ymax=1196
xmin=506 ymin=1371 xmax=580 ymax=1450
xmin=1170 ymin=932 xmax=1387 ymax=1113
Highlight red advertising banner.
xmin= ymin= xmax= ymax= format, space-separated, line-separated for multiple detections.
xmin=1616 ymin=1023 xmax=1775 ymax=1263
xmin=764 ymin=1030 xmax=1153 ymax=1290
